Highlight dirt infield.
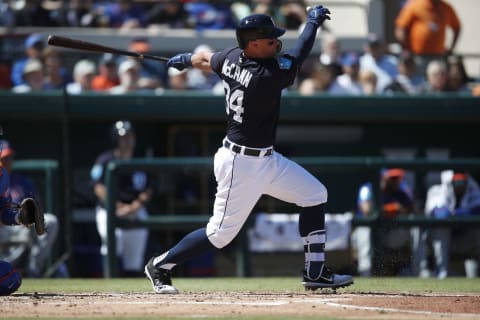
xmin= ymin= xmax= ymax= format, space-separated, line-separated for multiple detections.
xmin=2 ymin=291 xmax=480 ymax=319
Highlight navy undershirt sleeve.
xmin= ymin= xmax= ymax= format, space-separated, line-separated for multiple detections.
xmin=287 ymin=22 xmax=319 ymax=67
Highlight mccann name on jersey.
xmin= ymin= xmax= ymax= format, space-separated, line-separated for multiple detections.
xmin=221 ymin=59 xmax=253 ymax=88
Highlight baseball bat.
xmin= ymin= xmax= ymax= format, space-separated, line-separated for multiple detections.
xmin=47 ymin=35 xmax=169 ymax=62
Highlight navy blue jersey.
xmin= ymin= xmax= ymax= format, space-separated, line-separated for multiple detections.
xmin=90 ymin=150 xmax=151 ymax=206
xmin=210 ymin=47 xmax=297 ymax=148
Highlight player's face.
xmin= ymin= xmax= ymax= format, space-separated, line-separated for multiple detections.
xmin=117 ymin=132 xmax=135 ymax=156
xmin=251 ymin=38 xmax=282 ymax=57
xmin=453 ymin=181 xmax=467 ymax=198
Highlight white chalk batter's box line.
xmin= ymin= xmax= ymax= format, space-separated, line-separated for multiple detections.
xmin=4 ymin=296 xmax=479 ymax=318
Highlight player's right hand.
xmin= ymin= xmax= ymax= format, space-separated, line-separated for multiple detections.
xmin=307 ymin=5 xmax=331 ymax=27
xmin=167 ymin=53 xmax=193 ymax=71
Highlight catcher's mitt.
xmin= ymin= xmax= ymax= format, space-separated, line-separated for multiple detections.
xmin=17 ymin=198 xmax=45 ymax=235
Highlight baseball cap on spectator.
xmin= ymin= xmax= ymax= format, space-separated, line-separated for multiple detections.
xmin=129 ymin=38 xmax=150 ymax=53
xmin=25 ymin=34 xmax=45 ymax=49
xmin=73 ymin=60 xmax=96 ymax=79
xmin=42 ymin=0 xmax=63 ymax=10
xmin=100 ymin=53 xmax=117 ymax=67
xmin=341 ymin=52 xmax=359 ymax=67
xmin=118 ymin=59 xmax=139 ymax=75
xmin=452 ymin=172 xmax=468 ymax=185
xmin=366 ymin=33 xmax=382 ymax=47
xmin=383 ymin=168 xmax=405 ymax=179
xmin=23 ymin=59 xmax=43 ymax=75
xmin=0 ymin=140 xmax=14 ymax=158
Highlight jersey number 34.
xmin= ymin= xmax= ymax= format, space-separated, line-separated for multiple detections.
xmin=223 ymin=80 xmax=244 ymax=123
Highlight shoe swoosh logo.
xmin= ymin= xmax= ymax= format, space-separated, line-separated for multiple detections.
xmin=321 ymin=275 xmax=333 ymax=282
xmin=153 ymin=251 xmax=168 ymax=266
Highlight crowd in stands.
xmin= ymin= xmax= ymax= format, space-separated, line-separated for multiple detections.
xmin=298 ymin=32 xmax=477 ymax=96
xmin=1 ymin=0 xmax=479 ymax=95
xmin=0 ymin=0 xmax=308 ymax=30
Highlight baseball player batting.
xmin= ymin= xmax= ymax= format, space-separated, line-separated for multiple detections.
xmin=145 ymin=5 xmax=353 ymax=293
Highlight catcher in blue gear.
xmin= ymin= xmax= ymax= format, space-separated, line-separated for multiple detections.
xmin=0 ymin=127 xmax=45 ymax=295
xmin=0 ymin=131 xmax=45 ymax=234
xmin=145 ymin=6 xmax=353 ymax=293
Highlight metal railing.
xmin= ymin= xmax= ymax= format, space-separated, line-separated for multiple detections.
xmin=13 ymin=159 xmax=58 ymax=214
xmin=11 ymin=159 xmax=62 ymax=277
xmin=103 ymin=156 xmax=480 ymax=278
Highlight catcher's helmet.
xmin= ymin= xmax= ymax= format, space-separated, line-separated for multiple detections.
xmin=111 ymin=120 xmax=134 ymax=144
xmin=236 ymin=14 xmax=285 ymax=49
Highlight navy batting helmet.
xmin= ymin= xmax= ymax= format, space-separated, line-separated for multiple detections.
xmin=236 ymin=14 xmax=285 ymax=49
xmin=111 ymin=120 xmax=134 ymax=144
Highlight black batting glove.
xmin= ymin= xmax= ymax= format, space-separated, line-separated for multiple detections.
xmin=167 ymin=53 xmax=193 ymax=71
xmin=307 ymin=5 xmax=331 ymax=27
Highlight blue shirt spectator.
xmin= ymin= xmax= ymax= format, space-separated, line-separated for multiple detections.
xmin=11 ymin=34 xmax=45 ymax=87
xmin=426 ymin=171 xmax=480 ymax=218
xmin=100 ymin=0 xmax=147 ymax=28
xmin=184 ymin=2 xmax=235 ymax=31
xmin=359 ymin=33 xmax=399 ymax=93
xmin=357 ymin=168 xmax=414 ymax=218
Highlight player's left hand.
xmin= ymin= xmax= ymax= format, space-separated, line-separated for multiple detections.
xmin=307 ymin=5 xmax=331 ymax=27
xmin=167 ymin=53 xmax=193 ymax=71
xmin=18 ymin=198 xmax=45 ymax=235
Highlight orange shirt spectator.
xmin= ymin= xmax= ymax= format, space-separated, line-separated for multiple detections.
xmin=395 ymin=0 xmax=461 ymax=56
xmin=91 ymin=54 xmax=120 ymax=91
xmin=92 ymin=74 xmax=120 ymax=91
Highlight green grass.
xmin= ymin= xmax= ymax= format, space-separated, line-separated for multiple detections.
xmin=17 ymin=276 xmax=480 ymax=294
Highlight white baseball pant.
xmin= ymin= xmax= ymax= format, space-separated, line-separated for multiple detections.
xmin=206 ymin=143 xmax=327 ymax=249
xmin=96 ymin=206 xmax=149 ymax=271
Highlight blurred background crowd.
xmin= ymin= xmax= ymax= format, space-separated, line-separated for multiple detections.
xmin=0 ymin=0 xmax=479 ymax=96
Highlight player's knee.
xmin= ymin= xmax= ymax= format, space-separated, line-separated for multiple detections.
xmin=317 ymin=183 xmax=328 ymax=203
xmin=298 ymin=183 xmax=328 ymax=207
xmin=206 ymin=225 xmax=237 ymax=249
xmin=207 ymin=232 xmax=234 ymax=249
xmin=43 ymin=213 xmax=59 ymax=237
